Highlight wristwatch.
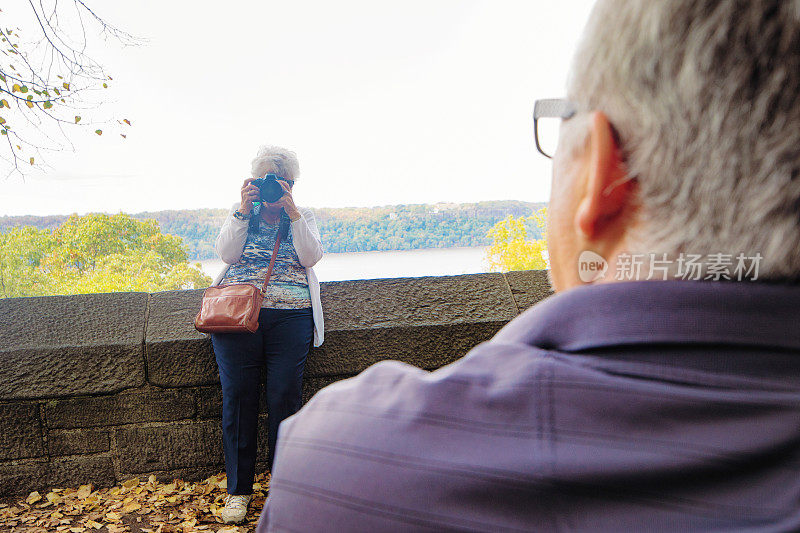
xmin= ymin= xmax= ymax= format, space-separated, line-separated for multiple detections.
xmin=233 ymin=210 xmax=251 ymax=220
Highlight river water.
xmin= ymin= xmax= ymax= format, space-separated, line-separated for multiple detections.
xmin=198 ymin=246 xmax=491 ymax=282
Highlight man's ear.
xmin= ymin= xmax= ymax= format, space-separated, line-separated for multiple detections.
xmin=574 ymin=111 xmax=635 ymax=240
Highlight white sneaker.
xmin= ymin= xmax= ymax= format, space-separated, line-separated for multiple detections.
xmin=221 ymin=493 xmax=252 ymax=523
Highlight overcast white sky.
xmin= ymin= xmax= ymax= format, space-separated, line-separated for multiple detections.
xmin=0 ymin=0 xmax=595 ymax=217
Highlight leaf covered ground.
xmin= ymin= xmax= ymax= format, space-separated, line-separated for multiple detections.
xmin=0 ymin=472 xmax=268 ymax=533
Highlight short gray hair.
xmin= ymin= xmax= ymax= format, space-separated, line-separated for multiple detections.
xmin=251 ymin=145 xmax=300 ymax=181
xmin=567 ymin=0 xmax=800 ymax=281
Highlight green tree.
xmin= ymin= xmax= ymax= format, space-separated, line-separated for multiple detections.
xmin=484 ymin=208 xmax=549 ymax=272
xmin=0 ymin=213 xmax=210 ymax=298
xmin=0 ymin=225 xmax=55 ymax=297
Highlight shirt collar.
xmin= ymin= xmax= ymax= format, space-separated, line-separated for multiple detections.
xmin=495 ymin=280 xmax=800 ymax=352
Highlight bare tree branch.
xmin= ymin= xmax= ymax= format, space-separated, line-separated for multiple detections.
xmin=0 ymin=1 xmax=140 ymax=176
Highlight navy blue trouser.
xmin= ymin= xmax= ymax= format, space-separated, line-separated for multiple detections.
xmin=210 ymin=307 xmax=313 ymax=495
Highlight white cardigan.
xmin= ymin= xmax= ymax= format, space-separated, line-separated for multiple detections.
xmin=211 ymin=202 xmax=325 ymax=347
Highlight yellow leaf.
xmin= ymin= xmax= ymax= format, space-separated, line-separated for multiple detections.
xmin=74 ymin=115 xmax=81 ymax=123
xmin=122 ymin=502 xmax=141 ymax=513
xmin=25 ymin=100 xmax=33 ymax=108
xmin=0 ymin=99 xmax=7 ymax=107
xmin=122 ymin=477 xmax=139 ymax=488
xmin=29 ymin=157 xmax=34 ymax=165
xmin=123 ymin=118 xmax=131 ymax=126
xmin=105 ymin=511 xmax=122 ymax=521
xmin=63 ymin=82 xmax=70 ymax=90
xmin=11 ymin=83 xmax=20 ymax=92
xmin=86 ymin=520 xmax=103 ymax=530
xmin=95 ymin=129 xmax=102 ymax=135
xmin=76 ymin=484 xmax=92 ymax=499
xmin=46 ymin=491 xmax=62 ymax=504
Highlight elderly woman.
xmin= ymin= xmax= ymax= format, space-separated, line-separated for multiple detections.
xmin=209 ymin=145 xmax=324 ymax=524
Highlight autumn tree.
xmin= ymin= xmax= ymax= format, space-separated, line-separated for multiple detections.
xmin=0 ymin=213 xmax=211 ymax=298
xmin=484 ymin=208 xmax=549 ymax=272
xmin=0 ymin=1 xmax=136 ymax=174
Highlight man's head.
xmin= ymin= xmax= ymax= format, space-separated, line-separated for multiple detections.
xmin=547 ymin=0 xmax=800 ymax=291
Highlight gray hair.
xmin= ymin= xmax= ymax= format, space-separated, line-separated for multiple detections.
xmin=566 ymin=0 xmax=800 ymax=281
xmin=250 ymin=145 xmax=300 ymax=181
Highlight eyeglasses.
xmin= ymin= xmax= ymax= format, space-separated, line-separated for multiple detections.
xmin=533 ymin=98 xmax=577 ymax=159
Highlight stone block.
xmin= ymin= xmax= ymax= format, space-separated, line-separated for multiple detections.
xmin=145 ymin=274 xmax=518 ymax=387
xmin=504 ymin=269 xmax=553 ymax=312
xmin=195 ymin=375 xmax=349 ymax=421
xmin=48 ymin=455 xmax=116 ymax=490
xmin=115 ymin=420 xmax=223 ymax=474
xmin=0 ymin=292 xmax=147 ymax=400
xmin=0 ymin=403 xmax=45 ymax=461
xmin=195 ymin=385 xmax=223 ymax=419
xmin=320 ymin=274 xmax=518 ymax=330
xmin=299 ymin=274 xmax=517 ymax=378
xmin=307 ymin=321 xmax=505 ymax=377
xmin=48 ymin=428 xmax=111 ymax=456
xmin=255 ymin=414 xmax=269 ymax=463
xmin=45 ymin=387 xmax=195 ymax=429
xmin=303 ymin=375 xmax=352 ymax=405
xmin=145 ymin=289 xmax=218 ymax=388
xmin=0 ymin=455 xmax=116 ymax=495
xmin=0 ymin=459 xmax=47 ymax=495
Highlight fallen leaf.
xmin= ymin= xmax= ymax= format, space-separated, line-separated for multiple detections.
xmin=76 ymin=485 xmax=92 ymax=499
xmin=26 ymin=491 xmax=42 ymax=504
xmin=121 ymin=502 xmax=141 ymax=513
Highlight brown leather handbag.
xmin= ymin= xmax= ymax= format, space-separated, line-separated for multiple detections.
xmin=194 ymin=222 xmax=283 ymax=334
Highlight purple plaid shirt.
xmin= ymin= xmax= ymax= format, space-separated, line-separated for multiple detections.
xmin=258 ymin=280 xmax=800 ymax=532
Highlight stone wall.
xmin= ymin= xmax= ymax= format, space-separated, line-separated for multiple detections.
xmin=0 ymin=271 xmax=552 ymax=496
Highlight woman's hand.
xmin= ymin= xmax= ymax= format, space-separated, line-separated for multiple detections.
xmin=276 ymin=180 xmax=301 ymax=221
xmin=239 ymin=178 xmax=260 ymax=214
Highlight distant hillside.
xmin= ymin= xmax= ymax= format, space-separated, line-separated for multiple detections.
xmin=0 ymin=201 xmax=546 ymax=260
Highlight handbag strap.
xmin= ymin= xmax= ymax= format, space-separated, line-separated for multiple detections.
xmin=259 ymin=218 xmax=286 ymax=296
